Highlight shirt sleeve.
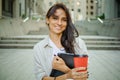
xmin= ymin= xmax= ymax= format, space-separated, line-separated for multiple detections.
xmin=33 ymin=45 xmax=46 ymax=80
xmin=75 ymin=36 xmax=88 ymax=55
xmin=80 ymin=39 xmax=88 ymax=54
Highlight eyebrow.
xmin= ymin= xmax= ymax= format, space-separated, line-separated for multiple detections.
xmin=51 ymin=14 xmax=57 ymax=17
xmin=51 ymin=14 xmax=67 ymax=19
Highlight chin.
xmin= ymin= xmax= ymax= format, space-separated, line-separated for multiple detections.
xmin=53 ymin=30 xmax=62 ymax=33
xmin=54 ymin=31 xmax=63 ymax=34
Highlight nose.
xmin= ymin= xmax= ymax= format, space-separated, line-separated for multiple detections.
xmin=57 ymin=20 xmax=62 ymax=25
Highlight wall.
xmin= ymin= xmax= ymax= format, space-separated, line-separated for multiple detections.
xmin=98 ymin=20 xmax=120 ymax=37
xmin=0 ymin=18 xmax=120 ymax=37
xmin=104 ymin=0 xmax=118 ymax=19
xmin=0 ymin=19 xmax=46 ymax=37
xmin=0 ymin=0 xmax=2 ymax=18
xmin=75 ymin=20 xmax=120 ymax=37
xmin=13 ymin=0 xmax=19 ymax=18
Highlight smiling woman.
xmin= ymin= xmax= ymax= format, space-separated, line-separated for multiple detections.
xmin=46 ymin=8 xmax=67 ymax=35
xmin=46 ymin=3 xmax=79 ymax=53
xmin=33 ymin=3 xmax=88 ymax=80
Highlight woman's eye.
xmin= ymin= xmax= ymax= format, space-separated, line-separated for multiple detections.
xmin=63 ymin=19 xmax=67 ymax=22
xmin=64 ymin=19 xmax=67 ymax=21
xmin=53 ymin=17 xmax=58 ymax=20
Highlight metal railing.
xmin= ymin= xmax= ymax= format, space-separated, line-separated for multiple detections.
xmin=97 ymin=17 xmax=120 ymax=24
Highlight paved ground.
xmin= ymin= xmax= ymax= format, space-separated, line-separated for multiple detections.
xmin=0 ymin=49 xmax=120 ymax=80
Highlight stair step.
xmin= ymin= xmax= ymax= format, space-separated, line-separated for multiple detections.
xmin=83 ymin=38 xmax=120 ymax=41
xmin=80 ymin=36 xmax=120 ymax=41
xmin=85 ymin=41 xmax=120 ymax=45
xmin=0 ymin=44 xmax=120 ymax=50
xmin=0 ymin=35 xmax=47 ymax=40
xmin=0 ymin=44 xmax=34 ymax=49
xmin=0 ymin=35 xmax=120 ymax=50
xmin=0 ymin=40 xmax=39 ymax=44
xmin=1 ymin=35 xmax=120 ymax=41
xmin=87 ymin=45 xmax=120 ymax=50
xmin=0 ymin=40 xmax=120 ymax=45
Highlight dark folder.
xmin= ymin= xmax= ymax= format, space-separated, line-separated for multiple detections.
xmin=50 ymin=53 xmax=88 ymax=77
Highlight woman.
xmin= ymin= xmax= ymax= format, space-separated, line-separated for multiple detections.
xmin=34 ymin=3 xmax=88 ymax=80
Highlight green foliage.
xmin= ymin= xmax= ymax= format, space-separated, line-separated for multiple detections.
xmin=97 ymin=13 xmax=105 ymax=19
xmin=22 ymin=14 xmax=26 ymax=19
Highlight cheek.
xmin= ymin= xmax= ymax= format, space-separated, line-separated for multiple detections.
xmin=48 ymin=21 xmax=54 ymax=28
xmin=63 ymin=25 xmax=67 ymax=31
xmin=64 ymin=23 xmax=67 ymax=28
xmin=48 ymin=25 xmax=53 ymax=31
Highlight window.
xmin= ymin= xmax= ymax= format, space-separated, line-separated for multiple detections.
xmin=91 ymin=6 xmax=93 ymax=9
xmin=91 ymin=0 xmax=93 ymax=3
xmin=71 ymin=9 xmax=74 ymax=11
xmin=86 ymin=0 xmax=88 ymax=3
xmin=86 ymin=6 xmax=88 ymax=9
xmin=78 ymin=9 xmax=81 ymax=12
xmin=86 ymin=12 xmax=88 ymax=15
xmin=91 ymin=12 xmax=93 ymax=15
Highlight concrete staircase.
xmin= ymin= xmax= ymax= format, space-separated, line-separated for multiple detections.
xmin=0 ymin=35 xmax=120 ymax=50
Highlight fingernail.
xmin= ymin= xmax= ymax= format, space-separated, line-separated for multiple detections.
xmin=56 ymin=58 xmax=59 ymax=61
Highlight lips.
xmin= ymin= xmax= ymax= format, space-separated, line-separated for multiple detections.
xmin=55 ymin=26 xmax=62 ymax=30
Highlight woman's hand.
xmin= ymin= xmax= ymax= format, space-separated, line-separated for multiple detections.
xmin=66 ymin=67 xmax=88 ymax=80
xmin=52 ymin=56 xmax=70 ymax=73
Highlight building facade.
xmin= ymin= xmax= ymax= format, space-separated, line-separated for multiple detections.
xmin=0 ymin=0 xmax=2 ymax=18
xmin=43 ymin=0 xmax=87 ymax=21
xmin=86 ymin=0 xmax=120 ymax=20
xmin=0 ymin=0 xmax=120 ymax=20
xmin=86 ymin=0 xmax=97 ymax=19
xmin=0 ymin=0 xmax=33 ymax=18
xmin=103 ymin=0 xmax=120 ymax=19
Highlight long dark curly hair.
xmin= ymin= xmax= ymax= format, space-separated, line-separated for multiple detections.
xmin=46 ymin=3 xmax=79 ymax=54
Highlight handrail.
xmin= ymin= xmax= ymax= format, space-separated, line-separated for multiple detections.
xmin=23 ymin=17 xmax=29 ymax=22
xmin=103 ymin=18 xmax=120 ymax=21
xmin=97 ymin=18 xmax=103 ymax=23
xmin=97 ymin=17 xmax=120 ymax=24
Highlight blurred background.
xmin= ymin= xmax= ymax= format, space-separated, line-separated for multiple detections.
xmin=0 ymin=0 xmax=120 ymax=37
xmin=0 ymin=0 xmax=120 ymax=80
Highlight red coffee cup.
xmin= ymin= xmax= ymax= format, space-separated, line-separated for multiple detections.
xmin=74 ymin=55 xmax=88 ymax=72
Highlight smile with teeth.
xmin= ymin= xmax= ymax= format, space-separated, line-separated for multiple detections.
xmin=55 ymin=26 xmax=62 ymax=30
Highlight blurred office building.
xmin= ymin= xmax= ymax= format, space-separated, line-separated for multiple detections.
xmin=0 ymin=0 xmax=120 ymax=20
xmin=0 ymin=0 xmax=120 ymax=37
xmin=86 ymin=0 xmax=120 ymax=20
xmin=0 ymin=0 xmax=32 ymax=18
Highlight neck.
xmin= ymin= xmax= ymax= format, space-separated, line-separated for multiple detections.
xmin=49 ymin=33 xmax=63 ymax=48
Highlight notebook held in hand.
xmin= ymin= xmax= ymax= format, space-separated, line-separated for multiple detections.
xmin=50 ymin=53 xmax=88 ymax=77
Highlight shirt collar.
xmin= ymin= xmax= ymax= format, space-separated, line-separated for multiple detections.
xmin=43 ymin=35 xmax=52 ymax=48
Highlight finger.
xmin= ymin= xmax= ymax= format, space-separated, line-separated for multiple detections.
xmin=53 ymin=56 xmax=59 ymax=61
xmin=55 ymin=56 xmax=65 ymax=62
xmin=80 ymin=71 xmax=89 ymax=78
xmin=78 ymin=70 xmax=88 ymax=74
xmin=75 ymin=72 xmax=88 ymax=79
xmin=82 ymin=73 xmax=88 ymax=78
xmin=75 ymin=71 xmax=87 ymax=76
xmin=73 ymin=67 xmax=86 ymax=72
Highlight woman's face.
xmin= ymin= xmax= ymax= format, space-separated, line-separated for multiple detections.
xmin=47 ymin=8 xmax=67 ymax=35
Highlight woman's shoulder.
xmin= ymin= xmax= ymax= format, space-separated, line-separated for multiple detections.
xmin=75 ymin=36 xmax=85 ymax=44
xmin=33 ymin=36 xmax=49 ymax=49
xmin=75 ymin=36 xmax=88 ymax=54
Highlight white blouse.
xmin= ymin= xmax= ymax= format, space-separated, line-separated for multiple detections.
xmin=33 ymin=36 xmax=88 ymax=80
xmin=49 ymin=38 xmax=65 ymax=56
